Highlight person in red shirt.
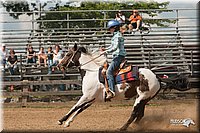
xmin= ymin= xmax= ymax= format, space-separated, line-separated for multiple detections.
xmin=128 ymin=10 xmax=142 ymax=32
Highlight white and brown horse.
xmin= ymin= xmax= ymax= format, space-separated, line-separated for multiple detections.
xmin=57 ymin=44 xmax=188 ymax=130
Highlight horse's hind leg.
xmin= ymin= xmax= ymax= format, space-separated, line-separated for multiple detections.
xmin=120 ymin=96 xmax=150 ymax=131
xmin=64 ymin=102 xmax=93 ymax=127
xmin=120 ymin=100 xmax=140 ymax=131
xmin=134 ymin=99 xmax=149 ymax=124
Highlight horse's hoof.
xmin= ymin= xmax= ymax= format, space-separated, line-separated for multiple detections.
xmin=64 ymin=122 xmax=70 ymax=128
xmin=119 ymin=127 xmax=127 ymax=131
xmin=64 ymin=124 xmax=70 ymax=128
xmin=57 ymin=120 xmax=63 ymax=125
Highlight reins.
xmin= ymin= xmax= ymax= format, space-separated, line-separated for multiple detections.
xmin=80 ymin=53 xmax=104 ymax=67
xmin=65 ymin=47 xmax=105 ymax=69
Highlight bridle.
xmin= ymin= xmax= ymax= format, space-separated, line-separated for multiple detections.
xmin=65 ymin=49 xmax=79 ymax=68
xmin=65 ymin=47 xmax=104 ymax=68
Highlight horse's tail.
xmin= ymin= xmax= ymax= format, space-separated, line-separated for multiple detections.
xmin=156 ymin=74 xmax=190 ymax=92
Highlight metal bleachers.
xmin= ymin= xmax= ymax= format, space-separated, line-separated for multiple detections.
xmin=1 ymin=9 xmax=199 ymax=92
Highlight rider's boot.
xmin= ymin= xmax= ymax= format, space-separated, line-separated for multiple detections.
xmin=106 ymin=89 xmax=115 ymax=100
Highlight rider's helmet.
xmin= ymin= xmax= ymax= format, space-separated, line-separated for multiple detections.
xmin=107 ymin=20 xmax=120 ymax=29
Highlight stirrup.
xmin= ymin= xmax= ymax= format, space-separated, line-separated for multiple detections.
xmin=106 ymin=90 xmax=115 ymax=99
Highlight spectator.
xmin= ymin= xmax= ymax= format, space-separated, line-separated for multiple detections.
xmin=115 ymin=10 xmax=126 ymax=25
xmin=7 ymin=49 xmax=18 ymax=75
xmin=38 ymin=47 xmax=47 ymax=67
xmin=47 ymin=46 xmax=54 ymax=74
xmin=120 ymin=24 xmax=128 ymax=35
xmin=1 ymin=44 xmax=8 ymax=71
xmin=26 ymin=46 xmax=36 ymax=64
xmin=128 ymin=10 xmax=142 ymax=32
xmin=53 ymin=44 xmax=63 ymax=65
xmin=26 ymin=43 xmax=32 ymax=52
xmin=48 ymin=44 xmax=63 ymax=74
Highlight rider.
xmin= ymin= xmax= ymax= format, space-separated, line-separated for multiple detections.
xmin=101 ymin=20 xmax=127 ymax=100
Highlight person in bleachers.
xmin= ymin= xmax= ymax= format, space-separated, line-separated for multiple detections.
xmin=7 ymin=49 xmax=18 ymax=75
xmin=120 ymin=24 xmax=128 ymax=35
xmin=47 ymin=44 xmax=63 ymax=74
xmin=1 ymin=44 xmax=8 ymax=71
xmin=115 ymin=10 xmax=126 ymax=25
xmin=128 ymin=10 xmax=142 ymax=32
xmin=47 ymin=46 xmax=54 ymax=74
xmin=26 ymin=46 xmax=36 ymax=64
xmin=38 ymin=47 xmax=47 ymax=67
xmin=53 ymin=44 xmax=63 ymax=65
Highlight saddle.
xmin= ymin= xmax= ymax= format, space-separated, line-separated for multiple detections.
xmin=99 ymin=61 xmax=139 ymax=85
xmin=99 ymin=61 xmax=139 ymax=102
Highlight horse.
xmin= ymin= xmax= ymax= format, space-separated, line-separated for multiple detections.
xmin=57 ymin=44 xmax=189 ymax=131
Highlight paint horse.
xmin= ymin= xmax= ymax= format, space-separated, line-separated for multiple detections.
xmin=57 ymin=44 xmax=188 ymax=130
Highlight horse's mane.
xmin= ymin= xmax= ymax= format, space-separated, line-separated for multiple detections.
xmin=81 ymin=48 xmax=107 ymax=67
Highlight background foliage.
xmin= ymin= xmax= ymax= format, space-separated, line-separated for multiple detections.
xmin=2 ymin=0 xmax=175 ymax=29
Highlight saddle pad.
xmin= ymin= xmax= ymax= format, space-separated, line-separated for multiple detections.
xmin=115 ymin=66 xmax=139 ymax=84
xmin=118 ymin=65 xmax=132 ymax=75
xmin=99 ymin=66 xmax=139 ymax=84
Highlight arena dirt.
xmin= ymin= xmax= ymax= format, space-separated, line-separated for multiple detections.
xmin=3 ymin=99 xmax=199 ymax=132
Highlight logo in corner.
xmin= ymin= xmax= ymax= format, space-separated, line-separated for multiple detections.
xmin=170 ymin=118 xmax=195 ymax=127
xmin=182 ymin=118 xmax=195 ymax=127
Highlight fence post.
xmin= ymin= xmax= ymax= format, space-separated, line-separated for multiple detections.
xmin=103 ymin=11 xmax=106 ymax=28
xmin=140 ymin=34 xmax=147 ymax=68
xmin=191 ymin=50 xmax=193 ymax=76
xmin=176 ymin=9 xmax=179 ymax=28
xmin=20 ymin=54 xmax=23 ymax=80
xmin=148 ymin=51 xmax=151 ymax=69
xmin=67 ymin=12 xmax=69 ymax=28
xmin=32 ymin=11 xmax=35 ymax=36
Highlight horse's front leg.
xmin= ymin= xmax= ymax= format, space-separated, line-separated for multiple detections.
xmin=57 ymin=97 xmax=95 ymax=125
xmin=57 ymin=104 xmax=79 ymax=125
xmin=64 ymin=102 xmax=93 ymax=127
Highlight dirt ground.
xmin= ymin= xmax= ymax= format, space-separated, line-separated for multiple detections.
xmin=2 ymin=99 xmax=199 ymax=132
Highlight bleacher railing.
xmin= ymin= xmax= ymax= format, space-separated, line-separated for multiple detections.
xmin=1 ymin=9 xmax=199 ymax=91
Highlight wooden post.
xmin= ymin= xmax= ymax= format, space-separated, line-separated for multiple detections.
xmin=21 ymin=85 xmax=29 ymax=107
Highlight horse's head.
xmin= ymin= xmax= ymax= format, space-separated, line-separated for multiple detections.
xmin=59 ymin=44 xmax=87 ymax=69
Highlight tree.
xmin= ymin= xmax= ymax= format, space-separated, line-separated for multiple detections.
xmin=41 ymin=1 xmax=175 ymax=29
xmin=1 ymin=0 xmax=31 ymax=19
xmin=1 ymin=1 xmax=176 ymax=44
xmin=2 ymin=1 xmax=175 ymax=28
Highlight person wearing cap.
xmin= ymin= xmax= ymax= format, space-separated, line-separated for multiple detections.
xmin=128 ymin=10 xmax=142 ymax=32
xmin=100 ymin=20 xmax=126 ymax=100
xmin=115 ymin=10 xmax=126 ymax=25
xmin=1 ymin=44 xmax=8 ymax=71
